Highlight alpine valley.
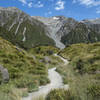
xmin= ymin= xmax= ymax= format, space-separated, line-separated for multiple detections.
xmin=0 ymin=7 xmax=100 ymax=100
xmin=0 ymin=7 xmax=100 ymax=49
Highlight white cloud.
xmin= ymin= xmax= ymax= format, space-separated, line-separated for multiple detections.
xmin=45 ymin=11 xmax=52 ymax=17
xmin=55 ymin=0 xmax=65 ymax=10
xmin=28 ymin=2 xmax=33 ymax=8
xmin=73 ymin=0 xmax=100 ymax=7
xmin=19 ymin=0 xmax=44 ymax=8
xmin=96 ymin=10 xmax=100 ymax=14
xmin=34 ymin=1 xmax=44 ymax=8
xmin=96 ymin=7 xmax=100 ymax=14
xmin=48 ymin=11 xmax=52 ymax=14
xmin=19 ymin=0 xmax=27 ymax=5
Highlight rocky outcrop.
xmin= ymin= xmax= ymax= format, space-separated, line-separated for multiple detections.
xmin=81 ymin=18 xmax=100 ymax=34
xmin=32 ymin=16 xmax=67 ymax=49
xmin=0 ymin=7 xmax=55 ymax=49
xmin=34 ymin=16 xmax=100 ymax=48
xmin=0 ymin=7 xmax=100 ymax=49
xmin=0 ymin=65 xmax=9 ymax=83
xmin=56 ymin=18 xmax=78 ymax=40
xmin=61 ymin=22 xmax=100 ymax=45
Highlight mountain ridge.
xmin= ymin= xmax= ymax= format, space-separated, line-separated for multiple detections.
xmin=0 ymin=7 xmax=55 ymax=49
xmin=0 ymin=7 xmax=100 ymax=49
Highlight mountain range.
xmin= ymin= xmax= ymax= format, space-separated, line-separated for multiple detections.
xmin=0 ymin=7 xmax=100 ymax=49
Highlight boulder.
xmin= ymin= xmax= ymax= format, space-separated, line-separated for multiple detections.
xmin=39 ymin=56 xmax=51 ymax=63
xmin=0 ymin=65 xmax=9 ymax=83
xmin=44 ymin=56 xmax=51 ymax=63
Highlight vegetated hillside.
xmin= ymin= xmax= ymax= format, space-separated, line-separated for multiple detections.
xmin=83 ymin=18 xmax=100 ymax=34
xmin=32 ymin=16 xmax=67 ymax=49
xmin=28 ymin=46 xmax=59 ymax=56
xmin=0 ymin=7 xmax=55 ymax=49
xmin=0 ymin=37 xmax=50 ymax=100
xmin=61 ymin=22 xmax=100 ymax=46
xmin=32 ymin=16 xmax=100 ymax=49
xmin=1 ymin=7 xmax=100 ymax=49
xmin=59 ymin=42 xmax=100 ymax=100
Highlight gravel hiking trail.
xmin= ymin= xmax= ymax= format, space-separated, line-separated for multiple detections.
xmin=22 ymin=54 xmax=69 ymax=100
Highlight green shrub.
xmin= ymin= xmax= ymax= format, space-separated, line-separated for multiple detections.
xmin=46 ymin=89 xmax=73 ymax=100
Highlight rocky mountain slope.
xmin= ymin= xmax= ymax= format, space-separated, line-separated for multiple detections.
xmin=0 ymin=36 xmax=62 ymax=100
xmin=81 ymin=18 xmax=100 ymax=34
xmin=32 ymin=16 xmax=67 ymax=49
xmin=0 ymin=7 xmax=100 ymax=49
xmin=59 ymin=42 xmax=100 ymax=100
xmin=59 ymin=18 xmax=100 ymax=46
xmin=33 ymin=16 xmax=100 ymax=48
xmin=0 ymin=7 xmax=55 ymax=49
xmin=61 ymin=22 xmax=100 ymax=45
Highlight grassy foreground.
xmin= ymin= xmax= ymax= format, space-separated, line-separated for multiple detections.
xmin=0 ymin=36 xmax=100 ymax=100
xmin=57 ymin=43 xmax=100 ymax=100
xmin=0 ymin=37 xmax=52 ymax=100
xmin=0 ymin=36 xmax=63 ymax=100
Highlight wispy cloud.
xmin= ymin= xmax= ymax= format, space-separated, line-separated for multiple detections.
xmin=34 ymin=1 xmax=44 ymax=8
xmin=96 ymin=7 xmax=100 ymax=14
xmin=73 ymin=0 xmax=100 ymax=14
xmin=96 ymin=10 xmax=100 ymax=14
xmin=19 ymin=0 xmax=44 ymax=8
xmin=73 ymin=0 xmax=100 ymax=7
xmin=45 ymin=11 xmax=52 ymax=17
xmin=28 ymin=2 xmax=33 ymax=8
xmin=55 ymin=0 xmax=65 ymax=10
xmin=19 ymin=0 xmax=27 ymax=5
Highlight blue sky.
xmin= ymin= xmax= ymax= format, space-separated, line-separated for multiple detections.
xmin=0 ymin=0 xmax=100 ymax=20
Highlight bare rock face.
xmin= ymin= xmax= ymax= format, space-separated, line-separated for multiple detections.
xmin=0 ymin=65 xmax=9 ymax=83
xmin=32 ymin=16 xmax=78 ymax=49
xmin=44 ymin=56 xmax=51 ymax=63
xmin=33 ymin=16 xmax=100 ymax=48
xmin=0 ymin=7 xmax=55 ymax=49
xmin=56 ymin=18 xmax=78 ymax=40
xmin=81 ymin=18 xmax=100 ymax=34
xmin=0 ymin=7 xmax=100 ymax=49
xmin=32 ymin=16 xmax=67 ymax=49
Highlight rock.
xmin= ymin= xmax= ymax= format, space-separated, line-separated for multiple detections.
xmin=33 ymin=16 xmax=66 ymax=49
xmin=32 ymin=55 xmax=36 ymax=60
xmin=39 ymin=56 xmax=51 ymax=63
xmin=0 ymin=65 xmax=4 ymax=71
xmin=0 ymin=65 xmax=9 ymax=83
xmin=2 ymin=68 xmax=9 ymax=83
xmin=44 ymin=56 xmax=51 ymax=63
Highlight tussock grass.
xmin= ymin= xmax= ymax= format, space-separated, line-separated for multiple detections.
xmin=0 ymin=37 xmax=52 ymax=99
xmin=46 ymin=89 xmax=72 ymax=100
xmin=59 ymin=42 xmax=100 ymax=100
xmin=32 ymin=95 xmax=45 ymax=100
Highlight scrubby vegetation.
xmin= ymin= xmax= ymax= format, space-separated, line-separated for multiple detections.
xmin=46 ymin=89 xmax=72 ymax=100
xmin=0 ymin=21 xmax=55 ymax=49
xmin=61 ymin=23 xmax=100 ymax=46
xmin=0 ymin=36 xmax=62 ymax=100
xmin=58 ymin=42 xmax=100 ymax=100
xmin=1 ymin=33 xmax=100 ymax=100
xmin=28 ymin=46 xmax=59 ymax=56
xmin=0 ymin=37 xmax=50 ymax=99
xmin=60 ymin=42 xmax=100 ymax=74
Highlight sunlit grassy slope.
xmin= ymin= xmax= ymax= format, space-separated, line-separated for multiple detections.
xmin=0 ymin=36 xmax=61 ymax=100
xmin=58 ymin=43 xmax=100 ymax=100
xmin=0 ymin=37 xmax=51 ymax=100
xmin=0 ymin=24 xmax=55 ymax=49
xmin=60 ymin=43 xmax=100 ymax=73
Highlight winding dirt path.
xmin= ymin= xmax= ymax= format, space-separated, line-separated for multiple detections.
xmin=22 ymin=54 xmax=69 ymax=100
